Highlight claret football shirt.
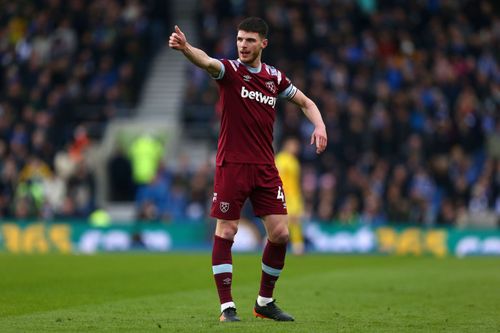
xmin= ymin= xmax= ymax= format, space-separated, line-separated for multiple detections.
xmin=212 ymin=59 xmax=297 ymax=165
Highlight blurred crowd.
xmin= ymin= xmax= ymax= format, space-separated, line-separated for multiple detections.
xmin=173 ymin=0 xmax=500 ymax=228
xmin=1 ymin=0 xmax=499 ymax=229
xmin=0 ymin=0 xmax=165 ymax=220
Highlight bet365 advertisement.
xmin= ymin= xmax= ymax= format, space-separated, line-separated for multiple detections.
xmin=1 ymin=221 xmax=500 ymax=257
xmin=0 ymin=222 xmax=207 ymax=254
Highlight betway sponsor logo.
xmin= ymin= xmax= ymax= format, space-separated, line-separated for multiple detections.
xmin=241 ymin=86 xmax=276 ymax=108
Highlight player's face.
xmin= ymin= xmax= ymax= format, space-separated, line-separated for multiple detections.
xmin=237 ymin=30 xmax=267 ymax=66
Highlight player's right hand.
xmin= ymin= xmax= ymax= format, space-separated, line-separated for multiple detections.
xmin=169 ymin=25 xmax=187 ymax=50
xmin=311 ymin=125 xmax=327 ymax=154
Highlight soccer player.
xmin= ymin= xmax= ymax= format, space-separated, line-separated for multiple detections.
xmin=275 ymin=137 xmax=305 ymax=255
xmin=169 ymin=17 xmax=327 ymax=322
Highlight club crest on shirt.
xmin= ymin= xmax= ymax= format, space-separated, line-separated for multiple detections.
xmin=265 ymin=81 xmax=277 ymax=94
xmin=220 ymin=201 xmax=230 ymax=213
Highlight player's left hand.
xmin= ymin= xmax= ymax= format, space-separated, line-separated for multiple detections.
xmin=311 ymin=126 xmax=327 ymax=154
xmin=169 ymin=25 xmax=187 ymax=51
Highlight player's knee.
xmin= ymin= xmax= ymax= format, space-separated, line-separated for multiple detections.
xmin=270 ymin=225 xmax=289 ymax=244
xmin=219 ymin=228 xmax=237 ymax=240
xmin=216 ymin=220 xmax=238 ymax=240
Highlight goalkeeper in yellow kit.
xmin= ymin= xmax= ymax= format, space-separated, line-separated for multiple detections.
xmin=275 ymin=137 xmax=305 ymax=255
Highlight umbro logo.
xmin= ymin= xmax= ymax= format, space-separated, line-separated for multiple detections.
xmin=223 ymin=277 xmax=231 ymax=285
xmin=243 ymin=75 xmax=252 ymax=82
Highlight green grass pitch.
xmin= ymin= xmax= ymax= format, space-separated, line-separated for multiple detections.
xmin=1 ymin=253 xmax=499 ymax=332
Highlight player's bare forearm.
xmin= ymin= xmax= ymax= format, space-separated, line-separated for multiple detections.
xmin=290 ymin=90 xmax=327 ymax=154
xmin=182 ymin=44 xmax=221 ymax=76
xmin=301 ymin=99 xmax=325 ymax=129
xmin=302 ymin=102 xmax=328 ymax=154
xmin=169 ymin=25 xmax=221 ymax=77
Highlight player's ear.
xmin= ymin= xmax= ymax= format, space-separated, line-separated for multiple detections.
xmin=261 ymin=38 xmax=268 ymax=49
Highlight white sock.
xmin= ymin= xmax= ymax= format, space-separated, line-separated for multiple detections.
xmin=221 ymin=301 xmax=236 ymax=313
xmin=257 ymin=296 xmax=273 ymax=307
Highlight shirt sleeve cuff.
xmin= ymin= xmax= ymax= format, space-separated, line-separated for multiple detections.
xmin=211 ymin=60 xmax=225 ymax=80
xmin=278 ymin=84 xmax=297 ymax=99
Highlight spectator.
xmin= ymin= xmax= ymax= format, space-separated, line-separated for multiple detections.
xmin=181 ymin=0 xmax=500 ymax=228
xmin=135 ymin=170 xmax=171 ymax=221
xmin=128 ymin=133 xmax=164 ymax=187
xmin=107 ymin=147 xmax=135 ymax=201
xmin=66 ymin=161 xmax=95 ymax=217
xmin=0 ymin=0 xmax=165 ymax=220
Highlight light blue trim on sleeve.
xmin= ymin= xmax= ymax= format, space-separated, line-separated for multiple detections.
xmin=278 ymin=84 xmax=298 ymax=100
xmin=212 ymin=264 xmax=232 ymax=274
xmin=212 ymin=59 xmax=225 ymax=80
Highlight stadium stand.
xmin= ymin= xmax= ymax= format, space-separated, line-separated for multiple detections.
xmin=1 ymin=0 xmax=499 ymax=229
xmin=0 ymin=0 xmax=168 ymax=219
xmin=178 ymin=0 xmax=500 ymax=228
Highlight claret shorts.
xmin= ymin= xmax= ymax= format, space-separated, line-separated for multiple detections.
xmin=210 ymin=163 xmax=288 ymax=220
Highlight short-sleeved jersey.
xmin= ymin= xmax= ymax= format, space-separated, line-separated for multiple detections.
xmin=213 ymin=59 xmax=297 ymax=166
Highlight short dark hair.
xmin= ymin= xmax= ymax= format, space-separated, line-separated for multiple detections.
xmin=237 ymin=17 xmax=268 ymax=38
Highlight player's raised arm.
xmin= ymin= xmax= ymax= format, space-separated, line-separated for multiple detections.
xmin=168 ymin=25 xmax=222 ymax=78
xmin=289 ymin=89 xmax=327 ymax=154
